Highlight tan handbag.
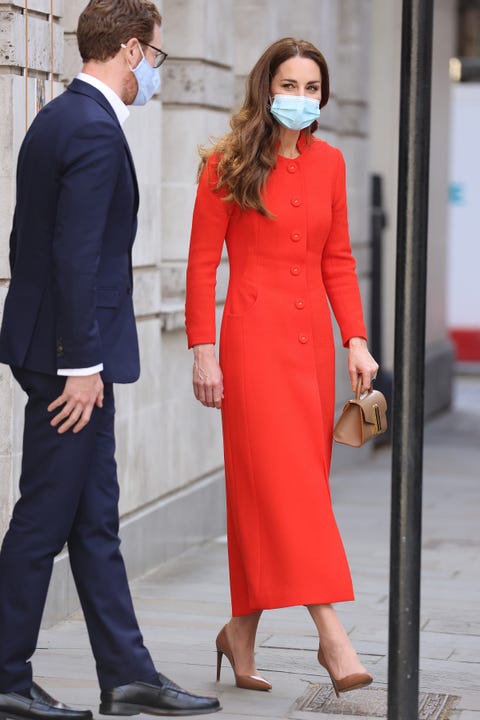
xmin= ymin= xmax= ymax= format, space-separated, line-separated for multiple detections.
xmin=333 ymin=377 xmax=388 ymax=447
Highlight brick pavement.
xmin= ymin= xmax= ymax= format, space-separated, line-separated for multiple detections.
xmin=34 ymin=374 xmax=480 ymax=720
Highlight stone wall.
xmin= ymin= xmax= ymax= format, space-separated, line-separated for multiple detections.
xmin=0 ymin=0 xmax=64 ymax=546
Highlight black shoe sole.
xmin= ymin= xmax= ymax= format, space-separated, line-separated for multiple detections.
xmin=99 ymin=702 xmax=221 ymax=717
xmin=0 ymin=715 xmax=92 ymax=720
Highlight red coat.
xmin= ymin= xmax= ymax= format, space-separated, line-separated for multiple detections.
xmin=186 ymin=133 xmax=367 ymax=616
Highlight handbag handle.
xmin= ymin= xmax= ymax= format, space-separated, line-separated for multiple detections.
xmin=355 ymin=376 xmax=368 ymax=400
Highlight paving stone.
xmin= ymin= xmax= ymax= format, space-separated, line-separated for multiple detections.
xmin=451 ymin=691 xmax=480 ymax=711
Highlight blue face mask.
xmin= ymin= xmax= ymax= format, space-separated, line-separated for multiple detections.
xmin=125 ymin=44 xmax=161 ymax=106
xmin=270 ymin=94 xmax=320 ymax=130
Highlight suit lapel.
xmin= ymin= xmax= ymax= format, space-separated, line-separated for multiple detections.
xmin=67 ymin=79 xmax=139 ymax=213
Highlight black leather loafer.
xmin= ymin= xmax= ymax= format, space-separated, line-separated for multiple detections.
xmin=0 ymin=682 xmax=93 ymax=720
xmin=99 ymin=673 xmax=221 ymax=716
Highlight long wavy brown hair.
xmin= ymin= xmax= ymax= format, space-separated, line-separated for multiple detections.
xmin=199 ymin=37 xmax=329 ymax=217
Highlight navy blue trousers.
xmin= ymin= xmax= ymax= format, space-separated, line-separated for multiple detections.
xmin=0 ymin=368 xmax=156 ymax=692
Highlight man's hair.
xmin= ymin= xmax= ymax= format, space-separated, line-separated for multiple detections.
xmin=77 ymin=0 xmax=162 ymax=62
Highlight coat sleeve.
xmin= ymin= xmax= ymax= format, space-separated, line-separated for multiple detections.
xmin=185 ymin=157 xmax=231 ymax=348
xmin=53 ymin=120 xmax=125 ymax=369
xmin=321 ymin=148 xmax=367 ymax=346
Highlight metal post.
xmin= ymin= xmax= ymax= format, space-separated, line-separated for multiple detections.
xmin=370 ymin=174 xmax=393 ymax=444
xmin=388 ymin=1 xmax=434 ymax=719
xmin=370 ymin=174 xmax=385 ymax=369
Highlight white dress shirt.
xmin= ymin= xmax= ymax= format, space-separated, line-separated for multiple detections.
xmin=57 ymin=73 xmax=130 ymax=377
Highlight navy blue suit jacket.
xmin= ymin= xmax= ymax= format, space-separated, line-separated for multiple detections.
xmin=0 ymin=79 xmax=140 ymax=383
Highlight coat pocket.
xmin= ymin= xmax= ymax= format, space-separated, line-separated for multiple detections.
xmin=96 ymin=286 xmax=121 ymax=308
xmin=225 ymin=282 xmax=259 ymax=317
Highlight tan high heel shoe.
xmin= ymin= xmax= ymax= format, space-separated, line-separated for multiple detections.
xmin=317 ymin=645 xmax=373 ymax=698
xmin=215 ymin=625 xmax=272 ymax=691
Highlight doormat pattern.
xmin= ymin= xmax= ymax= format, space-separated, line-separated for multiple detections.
xmin=290 ymin=683 xmax=459 ymax=718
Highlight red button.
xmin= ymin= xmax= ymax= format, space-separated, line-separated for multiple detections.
xmin=290 ymin=266 xmax=301 ymax=276
xmin=295 ymin=299 xmax=305 ymax=310
xmin=290 ymin=231 xmax=302 ymax=242
xmin=287 ymin=163 xmax=297 ymax=173
xmin=299 ymin=334 xmax=308 ymax=344
xmin=291 ymin=197 xmax=301 ymax=207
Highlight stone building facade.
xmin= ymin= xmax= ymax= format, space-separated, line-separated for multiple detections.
xmin=0 ymin=0 xmax=456 ymax=624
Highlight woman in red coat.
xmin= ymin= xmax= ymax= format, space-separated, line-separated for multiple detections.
xmin=185 ymin=38 xmax=378 ymax=697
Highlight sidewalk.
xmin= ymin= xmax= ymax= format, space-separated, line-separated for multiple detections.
xmin=36 ymin=374 xmax=480 ymax=720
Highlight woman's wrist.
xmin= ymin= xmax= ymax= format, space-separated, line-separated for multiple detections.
xmin=193 ymin=343 xmax=216 ymax=357
xmin=348 ymin=337 xmax=367 ymax=348
xmin=348 ymin=336 xmax=367 ymax=348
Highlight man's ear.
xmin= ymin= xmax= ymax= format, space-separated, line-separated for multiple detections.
xmin=120 ymin=38 xmax=140 ymax=65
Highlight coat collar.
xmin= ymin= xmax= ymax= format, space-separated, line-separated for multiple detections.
xmin=67 ymin=78 xmax=139 ymax=216
xmin=67 ymin=78 xmax=120 ymax=126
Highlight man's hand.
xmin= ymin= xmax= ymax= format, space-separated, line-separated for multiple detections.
xmin=48 ymin=373 xmax=104 ymax=434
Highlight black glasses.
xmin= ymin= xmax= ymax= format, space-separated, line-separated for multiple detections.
xmin=140 ymin=41 xmax=168 ymax=68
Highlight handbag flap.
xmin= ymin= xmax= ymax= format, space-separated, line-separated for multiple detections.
xmin=349 ymin=389 xmax=387 ymax=426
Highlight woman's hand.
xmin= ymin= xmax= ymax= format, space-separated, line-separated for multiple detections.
xmin=192 ymin=344 xmax=224 ymax=409
xmin=347 ymin=337 xmax=379 ymax=393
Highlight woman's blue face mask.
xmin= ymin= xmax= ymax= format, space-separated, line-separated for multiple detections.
xmin=270 ymin=94 xmax=320 ymax=130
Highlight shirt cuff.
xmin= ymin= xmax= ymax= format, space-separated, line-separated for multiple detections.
xmin=57 ymin=364 xmax=103 ymax=377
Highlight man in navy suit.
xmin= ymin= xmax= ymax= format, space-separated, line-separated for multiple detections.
xmin=0 ymin=1 xmax=220 ymax=718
